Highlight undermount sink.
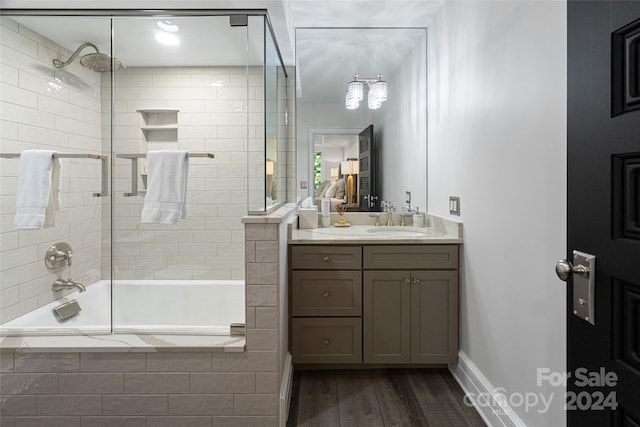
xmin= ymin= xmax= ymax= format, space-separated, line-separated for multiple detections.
xmin=366 ymin=227 xmax=436 ymax=237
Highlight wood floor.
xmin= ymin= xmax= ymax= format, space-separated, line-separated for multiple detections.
xmin=286 ymin=368 xmax=487 ymax=427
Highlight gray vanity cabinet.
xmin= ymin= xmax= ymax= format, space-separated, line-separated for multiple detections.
xmin=363 ymin=245 xmax=459 ymax=365
xmin=290 ymin=244 xmax=459 ymax=365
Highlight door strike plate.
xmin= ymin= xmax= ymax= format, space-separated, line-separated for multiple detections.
xmin=572 ymin=250 xmax=595 ymax=326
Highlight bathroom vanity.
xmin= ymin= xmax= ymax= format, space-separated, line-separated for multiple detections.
xmin=288 ymin=214 xmax=462 ymax=367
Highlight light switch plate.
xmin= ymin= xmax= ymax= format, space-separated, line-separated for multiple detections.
xmin=449 ymin=196 xmax=460 ymax=215
xmin=300 ymin=181 xmax=308 ymax=189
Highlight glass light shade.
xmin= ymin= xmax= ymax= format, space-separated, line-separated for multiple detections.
xmin=368 ymin=92 xmax=382 ymax=109
xmin=345 ymin=91 xmax=359 ymax=110
xmin=347 ymin=79 xmax=364 ymax=101
xmin=372 ymin=80 xmax=388 ymax=102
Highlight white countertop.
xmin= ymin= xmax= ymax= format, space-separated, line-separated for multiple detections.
xmin=289 ymin=213 xmax=463 ymax=244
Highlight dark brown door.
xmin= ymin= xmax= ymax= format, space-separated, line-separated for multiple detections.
xmin=358 ymin=125 xmax=378 ymax=211
xmin=567 ymin=2 xmax=640 ymax=426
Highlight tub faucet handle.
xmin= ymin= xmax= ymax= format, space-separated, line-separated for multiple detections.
xmin=45 ymin=242 xmax=73 ymax=270
xmin=49 ymin=250 xmax=72 ymax=267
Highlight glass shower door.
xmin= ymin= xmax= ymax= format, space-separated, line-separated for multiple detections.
xmin=110 ymin=15 xmax=250 ymax=334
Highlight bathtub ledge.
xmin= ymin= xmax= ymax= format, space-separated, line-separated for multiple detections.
xmin=0 ymin=334 xmax=246 ymax=353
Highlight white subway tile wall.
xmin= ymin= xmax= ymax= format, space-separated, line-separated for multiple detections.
xmin=0 ymin=17 xmax=105 ymax=323
xmin=107 ymin=64 xmax=263 ymax=282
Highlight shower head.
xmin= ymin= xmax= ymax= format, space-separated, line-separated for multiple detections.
xmin=53 ymin=42 xmax=123 ymax=72
xmin=79 ymin=53 xmax=123 ymax=72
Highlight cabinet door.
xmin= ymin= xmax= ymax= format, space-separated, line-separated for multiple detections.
xmin=410 ymin=270 xmax=458 ymax=364
xmin=363 ymin=271 xmax=411 ymax=364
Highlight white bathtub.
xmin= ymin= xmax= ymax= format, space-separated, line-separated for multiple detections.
xmin=0 ymin=280 xmax=245 ymax=336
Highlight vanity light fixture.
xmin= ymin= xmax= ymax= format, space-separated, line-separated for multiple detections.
xmin=345 ymin=74 xmax=388 ymax=110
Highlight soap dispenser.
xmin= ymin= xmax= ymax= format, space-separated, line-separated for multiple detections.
xmin=413 ymin=207 xmax=424 ymax=227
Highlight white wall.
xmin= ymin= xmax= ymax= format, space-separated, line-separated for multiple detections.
xmin=428 ymin=2 xmax=567 ymax=426
xmin=373 ymin=30 xmax=427 ymax=212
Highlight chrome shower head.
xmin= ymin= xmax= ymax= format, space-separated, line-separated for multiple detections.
xmin=80 ymin=53 xmax=123 ymax=72
xmin=53 ymin=42 xmax=123 ymax=72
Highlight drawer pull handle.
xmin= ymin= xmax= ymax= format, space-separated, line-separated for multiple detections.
xmin=322 ymin=256 xmax=331 ymax=262
xmin=323 ymin=338 xmax=331 ymax=345
xmin=323 ymin=291 xmax=331 ymax=298
xmin=403 ymin=278 xmax=411 ymax=284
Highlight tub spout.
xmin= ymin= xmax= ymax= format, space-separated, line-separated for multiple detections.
xmin=53 ymin=279 xmax=86 ymax=293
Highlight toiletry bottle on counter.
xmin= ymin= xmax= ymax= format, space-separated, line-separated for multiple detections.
xmin=321 ymin=198 xmax=331 ymax=227
xmin=413 ymin=207 xmax=424 ymax=227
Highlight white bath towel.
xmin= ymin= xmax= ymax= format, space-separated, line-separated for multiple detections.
xmin=141 ymin=150 xmax=189 ymax=225
xmin=14 ymin=149 xmax=62 ymax=229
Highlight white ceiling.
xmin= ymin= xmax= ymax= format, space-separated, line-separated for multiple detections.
xmin=296 ymin=27 xmax=427 ymax=103
xmin=3 ymin=0 xmax=444 ymax=103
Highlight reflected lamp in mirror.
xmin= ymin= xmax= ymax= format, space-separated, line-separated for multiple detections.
xmin=330 ymin=167 xmax=339 ymax=181
xmin=266 ymin=159 xmax=274 ymax=176
xmin=341 ymin=159 xmax=359 ymax=204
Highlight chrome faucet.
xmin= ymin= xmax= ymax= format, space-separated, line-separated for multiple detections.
xmin=381 ymin=201 xmax=395 ymax=226
xmin=52 ymin=278 xmax=86 ymax=293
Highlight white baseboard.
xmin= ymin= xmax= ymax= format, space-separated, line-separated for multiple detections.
xmin=449 ymin=350 xmax=527 ymax=427
xmin=280 ymin=352 xmax=293 ymax=427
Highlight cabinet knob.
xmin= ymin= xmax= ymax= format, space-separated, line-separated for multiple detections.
xmin=403 ymin=278 xmax=411 ymax=284
xmin=323 ymin=338 xmax=331 ymax=346
xmin=322 ymin=256 xmax=331 ymax=262
xmin=413 ymin=278 xmax=421 ymax=284
xmin=323 ymin=291 xmax=331 ymax=298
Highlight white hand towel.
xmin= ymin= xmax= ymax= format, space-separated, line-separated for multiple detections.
xmin=141 ymin=150 xmax=189 ymax=225
xmin=14 ymin=150 xmax=62 ymax=229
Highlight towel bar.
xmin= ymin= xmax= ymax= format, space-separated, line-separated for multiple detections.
xmin=0 ymin=153 xmax=108 ymax=197
xmin=116 ymin=152 xmax=215 ymax=197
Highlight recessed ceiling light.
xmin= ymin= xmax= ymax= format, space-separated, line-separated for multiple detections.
xmin=157 ymin=20 xmax=179 ymax=32
xmin=155 ymin=31 xmax=180 ymax=46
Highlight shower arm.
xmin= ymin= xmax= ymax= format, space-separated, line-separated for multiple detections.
xmin=53 ymin=42 xmax=100 ymax=69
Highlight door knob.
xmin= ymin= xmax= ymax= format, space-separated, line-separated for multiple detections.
xmin=555 ymin=251 xmax=596 ymax=326
xmin=555 ymin=259 xmax=590 ymax=281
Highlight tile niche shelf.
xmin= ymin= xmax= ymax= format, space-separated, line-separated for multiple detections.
xmin=137 ymin=109 xmax=179 ymax=142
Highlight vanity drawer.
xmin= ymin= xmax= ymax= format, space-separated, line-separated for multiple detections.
xmin=292 ymin=271 xmax=362 ymax=316
xmin=363 ymin=245 xmax=459 ymax=270
xmin=291 ymin=245 xmax=362 ymax=270
xmin=292 ymin=317 xmax=362 ymax=364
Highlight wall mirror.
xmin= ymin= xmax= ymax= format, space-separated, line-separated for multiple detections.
xmin=295 ymin=27 xmax=428 ymax=212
